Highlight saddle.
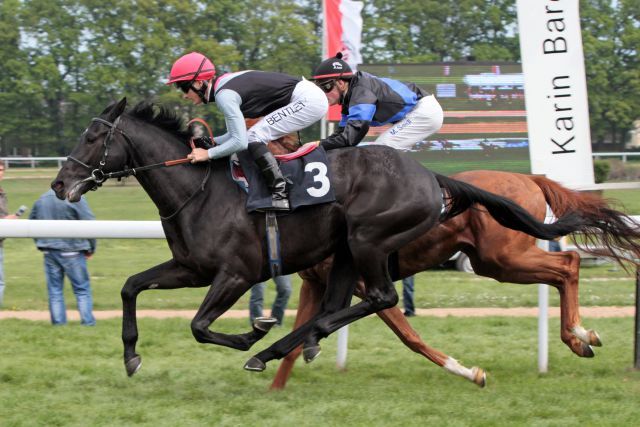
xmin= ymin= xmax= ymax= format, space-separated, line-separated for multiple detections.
xmin=231 ymin=143 xmax=336 ymax=213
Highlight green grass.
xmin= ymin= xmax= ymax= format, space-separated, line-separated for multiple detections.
xmin=2 ymin=168 xmax=640 ymax=311
xmin=3 ymin=169 xmax=640 ymax=426
xmin=1 ymin=316 xmax=639 ymax=426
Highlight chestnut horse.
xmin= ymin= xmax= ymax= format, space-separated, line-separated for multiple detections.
xmin=261 ymin=138 xmax=640 ymax=388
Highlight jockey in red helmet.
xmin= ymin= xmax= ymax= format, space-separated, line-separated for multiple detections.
xmin=168 ymin=52 xmax=328 ymax=211
xmin=167 ymin=52 xmax=216 ymax=105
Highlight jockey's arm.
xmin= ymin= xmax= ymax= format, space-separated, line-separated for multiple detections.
xmin=320 ymin=119 xmax=370 ymax=150
xmin=206 ymin=89 xmax=248 ymax=159
xmin=320 ymin=89 xmax=376 ymax=150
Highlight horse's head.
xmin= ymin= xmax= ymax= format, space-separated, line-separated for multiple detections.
xmin=52 ymin=97 xmax=131 ymax=202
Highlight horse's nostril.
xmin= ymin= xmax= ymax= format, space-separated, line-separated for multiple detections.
xmin=52 ymin=180 xmax=64 ymax=192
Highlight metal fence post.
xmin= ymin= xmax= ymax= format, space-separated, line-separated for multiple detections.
xmin=635 ymin=268 xmax=640 ymax=369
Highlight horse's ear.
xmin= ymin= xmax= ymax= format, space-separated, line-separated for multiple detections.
xmin=107 ymin=97 xmax=127 ymax=121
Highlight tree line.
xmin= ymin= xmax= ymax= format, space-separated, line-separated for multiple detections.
xmin=0 ymin=0 xmax=637 ymax=156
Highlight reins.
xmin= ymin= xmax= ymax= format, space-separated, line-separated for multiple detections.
xmin=67 ymin=114 xmax=211 ymax=221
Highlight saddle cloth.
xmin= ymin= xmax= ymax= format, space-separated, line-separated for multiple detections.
xmin=231 ymin=146 xmax=336 ymax=213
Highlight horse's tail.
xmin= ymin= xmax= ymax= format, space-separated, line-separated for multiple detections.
xmin=529 ymin=175 xmax=640 ymax=266
xmin=435 ymin=174 xmax=586 ymax=241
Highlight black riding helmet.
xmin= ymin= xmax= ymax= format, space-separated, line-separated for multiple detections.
xmin=311 ymin=52 xmax=354 ymax=82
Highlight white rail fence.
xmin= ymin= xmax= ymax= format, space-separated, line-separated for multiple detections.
xmin=1 ymin=157 xmax=67 ymax=169
xmin=2 ymin=152 xmax=640 ymax=169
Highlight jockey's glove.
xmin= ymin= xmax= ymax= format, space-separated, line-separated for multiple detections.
xmin=193 ymin=136 xmax=215 ymax=149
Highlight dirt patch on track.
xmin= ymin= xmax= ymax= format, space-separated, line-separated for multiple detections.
xmin=0 ymin=306 xmax=634 ymax=321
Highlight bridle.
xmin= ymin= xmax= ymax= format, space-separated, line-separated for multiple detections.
xmin=67 ymin=116 xmax=134 ymax=190
xmin=66 ymin=115 xmax=211 ymax=221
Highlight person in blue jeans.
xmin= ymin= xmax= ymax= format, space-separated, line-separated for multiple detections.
xmin=29 ymin=189 xmax=97 ymax=326
xmin=401 ymin=276 xmax=416 ymax=317
xmin=249 ymin=275 xmax=292 ymax=326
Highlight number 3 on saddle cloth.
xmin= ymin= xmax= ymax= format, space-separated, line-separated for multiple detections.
xmin=230 ymin=143 xmax=336 ymax=213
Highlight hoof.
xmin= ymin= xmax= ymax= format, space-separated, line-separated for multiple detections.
xmin=579 ymin=343 xmax=595 ymax=358
xmin=588 ymin=330 xmax=603 ymax=347
xmin=303 ymin=345 xmax=321 ymax=363
xmin=125 ymin=355 xmax=142 ymax=377
xmin=244 ymin=357 xmax=266 ymax=372
xmin=471 ymin=367 xmax=486 ymax=388
xmin=253 ymin=317 xmax=278 ymax=333
xmin=571 ymin=326 xmax=603 ymax=347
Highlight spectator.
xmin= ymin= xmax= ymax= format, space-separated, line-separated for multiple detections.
xmin=249 ymin=275 xmax=292 ymax=326
xmin=0 ymin=163 xmax=19 ymax=308
xmin=29 ymin=189 xmax=97 ymax=326
xmin=401 ymin=276 xmax=416 ymax=317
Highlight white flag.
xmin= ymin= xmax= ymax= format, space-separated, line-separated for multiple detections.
xmin=323 ymin=0 xmax=364 ymax=70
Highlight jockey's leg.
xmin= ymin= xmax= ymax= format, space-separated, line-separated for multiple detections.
xmin=246 ymin=80 xmax=328 ymax=211
xmin=248 ymin=142 xmax=290 ymax=211
xmin=367 ymin=95 xmax=443 ymax=150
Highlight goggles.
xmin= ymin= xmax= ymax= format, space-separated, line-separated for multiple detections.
xmin=316 ymin=80 xmax=336 ymax=93
xmin=175 ymin=80 xmax=194 ymax=94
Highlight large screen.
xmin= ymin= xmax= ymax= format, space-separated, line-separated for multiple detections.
xmin=357 ymin=62 xmax=530 ymax=175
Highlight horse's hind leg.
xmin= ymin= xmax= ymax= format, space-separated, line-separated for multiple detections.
xmin=473 ymin=245 xmax=601 ymax=357
xmin=121 ymin=260 xmax=208 ymax=376
xmin=245 ymin=243 xmax=364 ymax=371
xmin=376 ymin=306 xmax=486 ymax=387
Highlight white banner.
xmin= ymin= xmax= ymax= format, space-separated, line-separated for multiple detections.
xmin=517 ymin=0 xmax=594 ymax=186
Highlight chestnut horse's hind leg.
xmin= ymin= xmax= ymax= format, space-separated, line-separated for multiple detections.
xmin=121 ymin=260 xmax=210 ymax=377
xmin=375 ymin=307 xmax=486 ymax=387
xmin=471 ymin=245 xmax=601 ymax=357
xmin=270 ymin=277 xmax=325 ymax=390
xmin=270 ymin=278 xmax=486 ymax=389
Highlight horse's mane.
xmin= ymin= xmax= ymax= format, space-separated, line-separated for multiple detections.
xmin=127 ymin=102 xmax=191 ymax=141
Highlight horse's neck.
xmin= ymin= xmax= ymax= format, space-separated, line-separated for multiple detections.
xmin=126 ymin=127 xmax=227 ymax=217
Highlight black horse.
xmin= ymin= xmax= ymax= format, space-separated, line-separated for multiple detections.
xmin=52 ymin=98 xmax=586 ymax=376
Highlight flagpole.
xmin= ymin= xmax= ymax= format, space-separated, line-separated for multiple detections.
xmin=320 ymin=0 xmax=328 ymax=140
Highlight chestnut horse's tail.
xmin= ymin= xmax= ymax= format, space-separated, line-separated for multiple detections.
xmin=529 ymin=175 xmax=640 ymax=266
xmin=435 ymin=174 xmax=586 ymax=241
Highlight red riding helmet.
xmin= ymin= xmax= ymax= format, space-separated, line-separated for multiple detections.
xmin=166 ymin=52 xmax=216 ymax=85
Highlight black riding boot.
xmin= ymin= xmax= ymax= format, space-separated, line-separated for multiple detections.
xmin=248 ymin=142 xmax=290 ymax=211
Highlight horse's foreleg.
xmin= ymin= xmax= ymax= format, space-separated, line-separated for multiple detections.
xmin=270 ymin=277 xmax=325 ymax=390
xmin=473 ymin=246 xmax=601 ymax=357
xmin=189 ymin=273 xmax=277 ymax=351
xmin=121 ymin=260 xmax=208 ymax=377
xmin=376 ymin=307 xmax=486 ymax=387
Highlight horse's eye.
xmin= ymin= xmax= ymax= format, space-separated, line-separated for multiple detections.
xmin=84 ymin=131 xmax=98 ymax=143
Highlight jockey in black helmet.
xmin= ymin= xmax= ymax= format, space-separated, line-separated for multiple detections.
xmin=311 ymin=52 xmax=443 ymax=151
